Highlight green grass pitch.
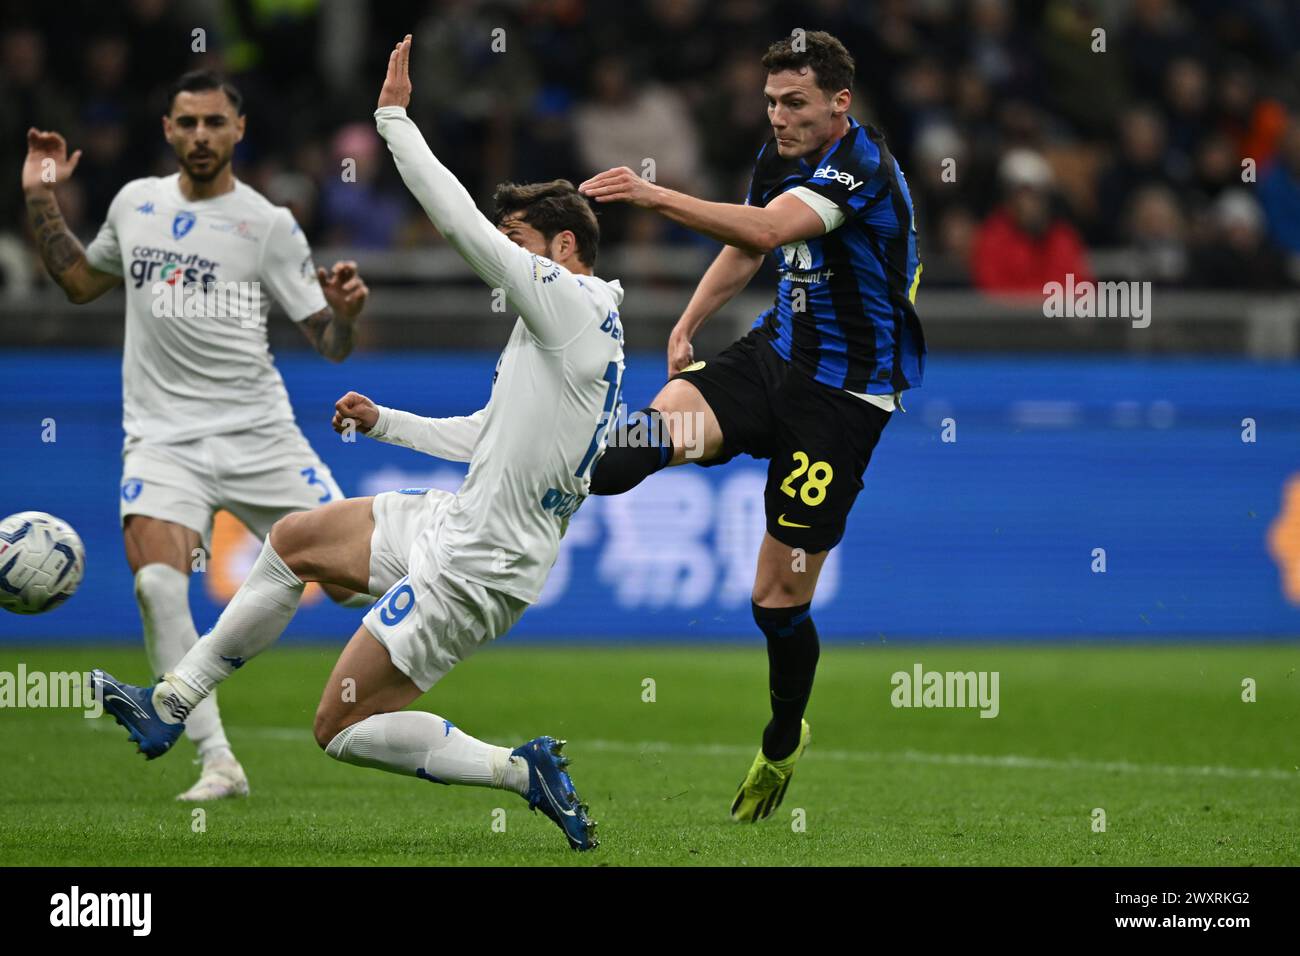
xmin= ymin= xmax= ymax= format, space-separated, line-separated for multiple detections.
xmin=1 ymin=643 xmax=1297 ymax=866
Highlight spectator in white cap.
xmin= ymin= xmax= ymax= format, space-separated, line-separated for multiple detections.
xmin=1190 ymin=188 xmax=1289 ymax=288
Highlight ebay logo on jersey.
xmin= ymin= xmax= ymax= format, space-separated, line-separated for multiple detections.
xmin=813 ymin=165 xmax=863 ymax=191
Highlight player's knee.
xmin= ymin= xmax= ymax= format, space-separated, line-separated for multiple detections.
xmin=313 ymin=707 xmax=345 ymax=750
xmin=654 ymin=381 xmax=722 ymax=462
xmin=321 ymin=582 xmax=371 ymax=607
xmin=752 ymin=574 xmax=814 ymax=608
xmin=268 ymin=511 xmax=315 ymax=575
xmin=653 ymin=378 xmax=698 ymax=411
xmin=132 ymin=561 xmax=188 ymax=603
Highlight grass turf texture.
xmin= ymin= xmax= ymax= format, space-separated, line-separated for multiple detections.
xmin=0 ymin=644 xmax=1296 ymax=866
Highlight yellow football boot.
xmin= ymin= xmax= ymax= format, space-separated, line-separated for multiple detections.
xmin=729 ymin=719 xmax=811 ymax=822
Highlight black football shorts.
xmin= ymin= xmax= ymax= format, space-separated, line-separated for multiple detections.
xmin=671 ymin=328 xmax=892 ymax=553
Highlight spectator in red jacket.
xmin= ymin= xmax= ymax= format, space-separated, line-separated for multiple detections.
xmin=971 ymin=149 xmax=1093 ymax=293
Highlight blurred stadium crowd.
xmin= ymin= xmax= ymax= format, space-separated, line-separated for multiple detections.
xmin=3 ymin=0 xmax=1300 ymax=296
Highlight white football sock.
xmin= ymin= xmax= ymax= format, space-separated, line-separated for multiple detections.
xmin=325 ymin=711 xmax=530 ymax=795
xmin=134 ymin=563 xmax=230 ymax=757
xmin=154 ymin=539 xmax=304 ymax=723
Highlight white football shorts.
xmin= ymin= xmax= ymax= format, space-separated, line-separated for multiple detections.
xmin=363 ymin=488 xmax=528 ymax=692
xmin=119 ymin=425 xmax=344 ymax=549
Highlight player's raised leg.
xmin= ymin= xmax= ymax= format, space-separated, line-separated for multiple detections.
xmin=588 ymin=378 xmax=725 ymax=494
xmin=94 ymin=497 xmax=377 ymax=762
xmin=314 ymin=621 xmax=598 ymax=851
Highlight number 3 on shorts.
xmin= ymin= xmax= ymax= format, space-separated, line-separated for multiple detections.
xmin=300 ymin=466 xmax=334 ymax=504
xmin=779 ymin=451 xmax=834 ymax=506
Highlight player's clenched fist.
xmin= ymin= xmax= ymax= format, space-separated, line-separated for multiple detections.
xmin=333 ymin=391 xmax=379 ymax=434
xmin=667 ymin=327 xmax=696 ymax=377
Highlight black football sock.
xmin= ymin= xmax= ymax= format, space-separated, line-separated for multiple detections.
xmin=588 ymin=407 xmax=674 ymax=495
xmin=752 ymin=601 xmax=820 ymax=762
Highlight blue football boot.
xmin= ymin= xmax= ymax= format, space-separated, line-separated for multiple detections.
xmin=511 ymin=736 xmax=599 ymax=851
xmin=89 ymin=669 xmax=184 ymax=759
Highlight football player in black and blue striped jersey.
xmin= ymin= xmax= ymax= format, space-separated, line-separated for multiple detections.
xmin=580 ymin=30 xmax=925 ymax=823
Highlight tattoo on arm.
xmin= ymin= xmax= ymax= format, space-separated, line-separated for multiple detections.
xmin=300 ymin=308 xmax=356 ymax=362
xmin=26 ymin=193 xmax=86 ymax=279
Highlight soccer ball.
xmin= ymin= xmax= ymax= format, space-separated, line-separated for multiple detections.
xmin=0 ymin=512 xmax=86 ymax=614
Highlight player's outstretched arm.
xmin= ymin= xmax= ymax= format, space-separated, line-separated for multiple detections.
xmin=299 ymin=260 xmax=369 ymax=362
xmin=332 ymin=390 xmax=484 ymax=463
xmin=22 ymin=128 xmax=122 ymax=304
xmin=372 ymin=36 xmax=582 ymax=346
xmin=578 ymin=167 xmax=824 ymax=256
xmin=373 ymin=35 xmax=521 ymax=284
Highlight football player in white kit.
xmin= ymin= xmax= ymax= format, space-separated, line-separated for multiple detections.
xmin=23 ymin=71 xmax=371 ymax=801
xmin=92 ymin=36 xmax=617 ymax=850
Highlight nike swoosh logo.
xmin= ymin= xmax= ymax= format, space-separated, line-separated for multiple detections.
xmin=777 ymin=514 xmax=811 ymax=528
xmin=536 ymin=766 xmax=577 ymax=817
xmin=104 ymin=692 xmax=148 ymax=721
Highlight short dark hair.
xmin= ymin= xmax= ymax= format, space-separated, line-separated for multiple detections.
xmin=492 ymin=180 xmax=600 ymax=267
xmin=166 ymin=70 xmax=243 ymax=115
xmin=761 ymin=30 xmax=855 ymax=95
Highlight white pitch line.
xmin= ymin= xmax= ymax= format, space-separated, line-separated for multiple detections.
xmin=219 ymin=725 xmax=1299 ymax=782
